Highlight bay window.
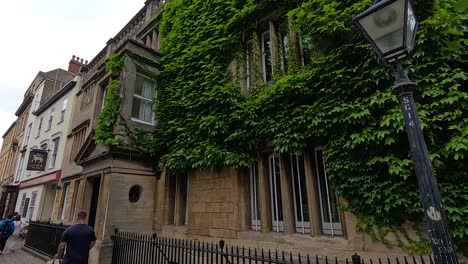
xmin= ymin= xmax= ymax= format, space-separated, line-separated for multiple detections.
xmin=131 ymin=73 xmax=155 ymax=124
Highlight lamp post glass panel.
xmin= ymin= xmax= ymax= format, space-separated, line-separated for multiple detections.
xmin=353 ymin=0 xmax=459 ymax=263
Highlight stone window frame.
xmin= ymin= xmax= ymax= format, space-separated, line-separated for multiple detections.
xmin=70 ymin=125 xmax=88 ymax=163
xmin=69 ymin=180 xmax=81 ymax=221
xmin=247 ymin=149 xmax=346 ymax=237
xmin=59 ymin=182 xmax=71 ymax=221
xmin=80 ymin=84 xmax=96 ymax=110
xmin=130 ymin=72 xmax=156 ymax=126
xmin=165 ymin=172 xmax=189 ymax=226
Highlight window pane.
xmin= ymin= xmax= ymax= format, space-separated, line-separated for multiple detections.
xmin=249 ymin=161 xmax=261 ymax=230
xmin=262 ymin=32 xmax=272 ymax=82
xmin=135 ymin=75 xmax=154 ymax=99
xmin=269 ymin=154 xmax=283 ymax=232
xmin=315 ymin=147 xmax=342 ymax=235
xmin=132 ymin=98 xmax=141 ymax=119
xmin=290 ymin=155 xmax=309 ymax=222
xmin=132 ymin=98 xmax=153 ymax=123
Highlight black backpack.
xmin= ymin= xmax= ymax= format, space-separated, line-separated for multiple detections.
xmin=0 ymin=220 xmax=12 ymax=236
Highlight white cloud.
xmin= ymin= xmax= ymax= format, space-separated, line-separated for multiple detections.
xmin=0 ymin=0 xmax=144 ymax=145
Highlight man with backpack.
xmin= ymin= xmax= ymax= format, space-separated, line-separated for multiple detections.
xmin=0 ymin=215 xmax=15 ymax=254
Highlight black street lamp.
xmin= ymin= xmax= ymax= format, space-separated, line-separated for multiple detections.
xmin=353 ymin=0 xmax=459 ymax=263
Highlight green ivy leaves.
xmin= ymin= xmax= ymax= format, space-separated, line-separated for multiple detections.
xmin=96 ymin=0 xmax=467 ymax=254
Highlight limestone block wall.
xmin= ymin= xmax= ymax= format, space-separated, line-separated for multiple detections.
xmin=186 ymin=167 xmax=242 ymax=239
xmin=155 ymin=165 xmax=428 ymax=261
xmin=104 ymin=171 xmax=156 ymax=240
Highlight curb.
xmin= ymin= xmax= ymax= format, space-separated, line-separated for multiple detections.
xmin=22 ymin=247 xmax=50 ymax=262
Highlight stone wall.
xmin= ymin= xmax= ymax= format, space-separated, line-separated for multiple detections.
xmin=187 ymin=167 xmax=243 ymax=239
xmin=154 ymin=165 xmax=426 ymax=261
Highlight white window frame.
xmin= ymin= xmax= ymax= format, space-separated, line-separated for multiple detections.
xmin=249 ymin=161 xmax=261 ymax=231
xmin=36 ymin=117 xmax=43 ymax=138
xmin=269 ymin=153 xmax=284 ymax=232
xmin=15 ymin=153 xmax=25 ymax=183
xmin=49 ymin=137 xmax=60 ymax=168
xmin=314 ymin=146 xmax=343 ymax=236
xmin=25 ymin=123 xmax=32 ymax=146
xmin=47 ymin=108 xmax=54 ymax=130
xmin=18 ymin=193 xmax=26 ymax=216
xmin=131 ymin=73 xmax=155 ymax=125
xmin=290 ymin=154 xmax=311 ymax=234
xmin=27 ymin=192 xmax=37 ymax=221
xmin=22 ymin=197 xmax=29 ymax=218
xmin=60 ymin=98 xmax=68 ymax=122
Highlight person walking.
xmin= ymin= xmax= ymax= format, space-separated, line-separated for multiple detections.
xmin=0 ymin=215 xmax=15 ymax=254
xmin=54 ymin=211 xmax=96 ymax=264
xmin=3 ymin=215 xmax=23 ymax=253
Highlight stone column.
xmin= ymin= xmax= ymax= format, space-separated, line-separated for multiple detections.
xmin=257 ymin=155 xmax=271 ymax=233
xmin=279 ymin=154 xmax=295 ymax=234
xmin=304 ymin=152 xmax=322 ymax=236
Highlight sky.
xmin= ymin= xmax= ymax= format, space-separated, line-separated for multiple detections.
xmin=0 ymin=0 xmax=144 ymax=145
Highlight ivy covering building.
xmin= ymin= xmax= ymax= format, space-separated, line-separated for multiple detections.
xmin=9 ymin=0 xmax=462 ymax=262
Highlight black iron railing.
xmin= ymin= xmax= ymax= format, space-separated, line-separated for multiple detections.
xmin=111 ymin=230 xmax=434 ymax=264
xmin=24 ymin=221 xmax=69 ymax=257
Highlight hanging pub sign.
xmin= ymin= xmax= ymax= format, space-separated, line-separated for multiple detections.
xmin=27 ymin=149 xmax=48 ymax=171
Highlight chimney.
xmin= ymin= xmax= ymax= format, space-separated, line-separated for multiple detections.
xmin=68 ymin=55 xmax=87 ymax=74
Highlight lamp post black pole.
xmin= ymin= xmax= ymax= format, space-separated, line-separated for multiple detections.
xmin=392 ymin=61 xmax=458 ymax=264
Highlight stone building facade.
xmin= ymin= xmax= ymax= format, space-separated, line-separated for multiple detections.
xmin=12 ymin=68 xmax=77 ymax=222
xmin=47 ymin=1 xmax=423 ymax=263
xmin=49 ymin=1 xmax=162 ymax=263
xmin=0 ymin=76 xmax=37 ymax=218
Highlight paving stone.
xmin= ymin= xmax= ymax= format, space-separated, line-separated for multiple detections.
xmin=0 ymin=248 xmax=46 ymax=264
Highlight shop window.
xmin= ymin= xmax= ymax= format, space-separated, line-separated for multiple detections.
xmin=131 ymin=73 xmax=155 ymax=125
xmin=314 ymin=147 xmax=343 ymax=235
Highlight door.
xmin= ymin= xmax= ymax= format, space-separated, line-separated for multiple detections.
xmin=88 ymin=177 xmax=101 ymax=228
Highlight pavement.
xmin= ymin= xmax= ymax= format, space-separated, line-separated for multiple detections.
xmin=0 ymin=241 xmax=47 ymax=264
